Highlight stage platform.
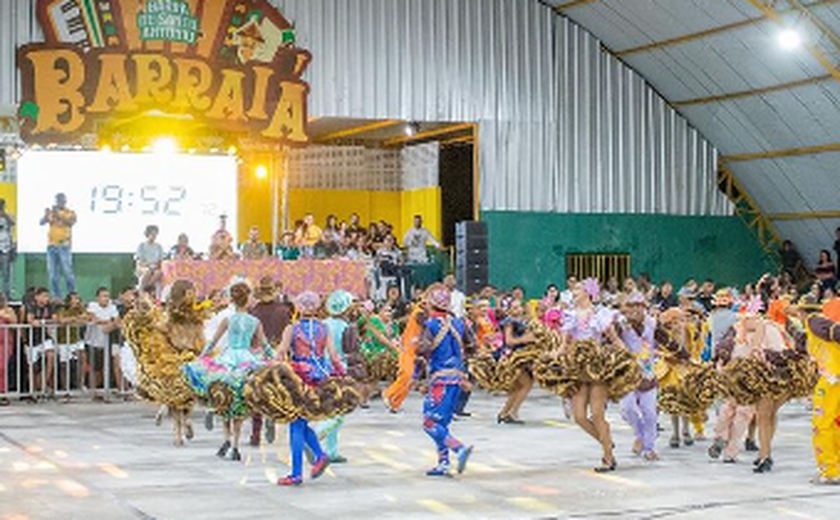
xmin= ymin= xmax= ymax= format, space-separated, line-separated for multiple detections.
xmin=0 ymin=391 xmax=837 ymax=520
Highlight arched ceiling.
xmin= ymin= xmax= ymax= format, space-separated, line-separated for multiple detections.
xmin=547 ymin=0 xmax=840 ymax=266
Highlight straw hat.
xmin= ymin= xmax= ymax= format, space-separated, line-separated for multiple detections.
xmin=254 ymin=276 xmax=278 ymax=301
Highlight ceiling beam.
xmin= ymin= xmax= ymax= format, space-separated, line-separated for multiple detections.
xmin=769 ymin=210 xmax=840 ymax=220
xmin=672 ymin=74 xmax=833 ymax=106
xmin=614 ymin=0 xmax=840 ymax=56
xmin=439 ymin=134 xmax=475 ymax=146
xmin=554 ymin=0 xmax=598 ymax=10
xmin=384 ymin=123 xmax=474 ymax=147
xmin=317 ymin=119 xmax=402 ymax=141
xmin=723 ymin=141 xmax=840 ymax=162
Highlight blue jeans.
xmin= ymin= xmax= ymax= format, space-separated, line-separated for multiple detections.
xmin=47 ymin=245 xmax=76 ymax=297
xmin=0 ymin=251 xmax=11 ymax=298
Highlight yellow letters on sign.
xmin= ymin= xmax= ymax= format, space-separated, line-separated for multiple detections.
xmin=25 ymin=49 xmax=86 ymax=134
xmin=262 ymin=81 xmax=307 ymax=143
xmin=89 ymin=54 xmax=137 ymax=113
xmin=207 ymin=69 xmax=247 ymax=122
xmin=133 ymin=54 xmax=174 ymax=105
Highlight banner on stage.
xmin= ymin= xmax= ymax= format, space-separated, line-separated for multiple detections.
xmin=17 ymin=0 xmax=311 ymax=145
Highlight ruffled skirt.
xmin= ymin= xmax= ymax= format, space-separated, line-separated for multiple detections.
xmin=721 ymin=353 xmax=819 ymax=405
xmin=244 ymin=363 xmax=363 ymax=423
xmin=534 ymin=339 xmax=642 ymax=401
xmin=183 ymin=350 xmax=265 ymax=418
xmin=657 ymin=363 xmax=722 ymax=415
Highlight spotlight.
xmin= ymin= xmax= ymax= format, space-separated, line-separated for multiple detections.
xmin=256 ymin=165 xmax=268 ymax=179
xmin=152 ymin=137 xmax=178 ymax=155
xmin=227 ymin=145 xmax=238 ymax=156
xmin=778 ymin=29 xmax=802 ymax=50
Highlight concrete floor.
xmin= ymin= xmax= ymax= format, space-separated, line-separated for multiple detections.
xmin=0 ymin=391 xmax=838 ymax=520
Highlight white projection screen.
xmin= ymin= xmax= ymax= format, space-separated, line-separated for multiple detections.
xmin=17 ymin=151 xmax=238 ymax=254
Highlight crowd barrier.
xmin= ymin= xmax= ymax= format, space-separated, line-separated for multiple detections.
xmin=0 ymin=324 xmax=134 ymax=401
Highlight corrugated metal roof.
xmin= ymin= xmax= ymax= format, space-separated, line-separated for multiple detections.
xmin=551 ymin=0 xmax=840 ymax=266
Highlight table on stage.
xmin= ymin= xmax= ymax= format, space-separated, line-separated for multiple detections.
xmin=161 ymin=258 xmax=368 ymax=297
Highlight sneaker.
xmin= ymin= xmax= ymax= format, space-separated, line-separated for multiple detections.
xmin=753 ymin=457 xmax=773 ymax=474
xmin=708 ymin=439 xmax=725 ymax=460
xmin=456 ymin=445 xmax=473 ymax=475
xmin=277 ymin=475 xmax=303 ymax=486
xmin=204 ymin=411 xmax=214 ymax=431
xmin=311 ymin=456 xmax=330 ymax=479
xmin=230 ymin=448 xmax=242 ymax=462
xmin=426 ymin=463 xmax=452 ymax=477
xmin=329 ymin=455 xmax=348 ymax=464
xmin=265 ymin=420 xmax=276 ymax=444
xmin=216 ymin=441 xmax=231 ymax=458
xmin=745 ymin=439 xmax=758 ymax=452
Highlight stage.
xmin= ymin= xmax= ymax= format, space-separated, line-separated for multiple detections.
xmin=1 ymin=392 xmax=837 ymax=520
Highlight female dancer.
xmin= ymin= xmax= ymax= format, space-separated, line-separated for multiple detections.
xmin=497 ymin=298 xmax=538 ymax=424
xmin=360 ymin=303 xmax=401 ymax=397
xmin=183 ymin=283 xmax=272 ymax=461
xmin=275 ymin=291 xmax=346 ymax=486
xmin=549 ymin=279 xmax=640 ymax=472
xmin=383 ymin=298 xmax=428 ymax=413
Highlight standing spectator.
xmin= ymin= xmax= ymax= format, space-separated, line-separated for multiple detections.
xmin=320 ymin=215 xmax=342 ymax=258
xmin=403 ymin=215 xmax=441 ymax=264
xmin=135 ymin=225 xmax=165 ymax=296
xmin=780 ymin=240 xmax=802 ymax=279
xmin=240 ymin=225 xmax=268 ymax=260
xmin=169 ymin=233 xmax=197 ymax=260
xmin=444 ymin=274 xmax=467 ymax=319
xmin=56 ymin=292 xmax=88 ymax=393
xmin=348 ymin=213 xmax=362 ymax=234
xmin=85 ymin=287 xmax=119 ymax=394
xmin=40 ymin=193 xmax=77 ymax=298
xmin=209 ymin=214 xmax=235 ymax=260
xmin=815 ymin=250 xmax=837 ymax=294
xmin=834 ymin=227 xmax=840 ymax=279
xmin=375 ymin=235 xmax=404 ymax=299
xmin=0 ymin=293 xmax=18 ymax=403
xmin=26 ymin=287 xmax=57 ymax=393
xmin=0 ymin=199 xmax=15 ymax=298
xmin=295 ymin=214 xmax=322 ymax=256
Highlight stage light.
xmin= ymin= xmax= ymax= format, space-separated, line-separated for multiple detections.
xmin=256 ymin=165 xmax=268 ymax=179
xmin=100 ymin=144 xmax=112 ymax=153
xmin=121 ymin=144 xmax=130 ymax=152
xmin=227 ymin=145 xmax=237 ymax=155
xmin=778 ymin=29 xmax=803 ymax=50
xmin=152 ymin=137 xmax=178 ymax=155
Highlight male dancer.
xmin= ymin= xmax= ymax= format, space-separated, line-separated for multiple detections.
xmin=418 ymin=284 xmax=475 ymax=477
xmin=618 ymin=292 xmax=659 ymax=461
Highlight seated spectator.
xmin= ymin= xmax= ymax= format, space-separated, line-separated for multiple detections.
xmin=348 ymin=213 xmax=362 ymax=234
xmin=209 ymin=215 xmax=235 ymax=260
xmin=277 ymin=232 xmax=301 ymax=260
xmin=697 ymin=279 xmax=715 ymax=312
xmin=780 ymin=240 xmax=802 ymax=278
xmin=403 ymin=215 xmax=440 ymax=264
xmin=241 ymin=226 xmax=268 ymax=260
xmin=815 ymin=249 xmax=837 ymax=294
xmin=654 ymin=281 xmax=677 ymax=311
xmin=600 ymin=278 xmax=620 ymax=308
xmin=169 ymin=233 xmax=197 ymax=260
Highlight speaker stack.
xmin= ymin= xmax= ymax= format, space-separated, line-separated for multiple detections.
xmin=455 ymin=221 xmax=488 ymax=295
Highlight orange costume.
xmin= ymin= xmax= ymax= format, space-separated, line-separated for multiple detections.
xmin=383 ymin=306 xmax=425 ymax=411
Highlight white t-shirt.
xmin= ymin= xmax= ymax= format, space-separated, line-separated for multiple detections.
xmin=85 ymin=301 xmax=119 ymax=348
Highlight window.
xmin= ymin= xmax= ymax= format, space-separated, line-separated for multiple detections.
xmin=566 ymin=253 xmax=631 ymax=285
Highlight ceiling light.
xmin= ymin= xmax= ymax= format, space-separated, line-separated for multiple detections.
xmin=778 ymin=29 xmax=803 ymax=50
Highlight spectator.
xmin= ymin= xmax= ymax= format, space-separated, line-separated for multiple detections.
xmin=0 ymin=293 xmax=18 ymax=403
xmin=85 ymin=287 xmax=120 ymax=393
xmin=26 ymin=287 xmax=57 ymax=393
xmin=169 ymin=233 xmax=197 ymax=260
xmin=600 ymin=278 xmax=620 ymax=308
xmin=622 ymin=277 xmax=637 ymax=294
xmin=375 ymin=235 xmax=404 ymax=299
xmin=384 ymin=284 xmax=409 ymax=323
xmin=560 ymin=276 xmax=578 ymax=307
xmin=56 ymin=292 xmax=88 ymax=392
xmin=543 ymin=284 xmax=560 ymax=306
xmin=348 ymin=213 xmax=362 ymax=234
xmin=697 ymin=279 xmax=716 ymax=312
xmin=241 ymin=225 xmax=268 ymax=260
xmin=209 ymin=215 xmax=235 ymax=260
xmin=802 ymin=281 xmax=822 ymax=305
xmin=835 ymin=227 xmax=840 ymax=279
xmin=0 ymin=199 xmax=15 ymax=298
xmin=780 ymin=240 xmax=802 ymax=278
xmin=445 ymin=274 xmax=467 ymax=319
xmin=655 ymin=281 xmax=677 ymax=311
xmin=40 ymin=193 xmax=77 ymax=298
xmin=815 ymin=250 xmax=837 ymax=294
xmin=402 ymin=215 xmax=441 ymax=264
xmin=511 ymin=286 xmax=525 ymax=304
xmin=319 ymin=215 xmax=342 ymax=257
xmin=249 ymin=277 xmax=293 ymax=345
xmin=135 ymin=225 xmax=165 ymax=296
xmin=277 ymin=232 xmax=301 ymax=260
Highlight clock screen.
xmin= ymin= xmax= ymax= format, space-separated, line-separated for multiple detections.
xmin=17 ymin=151 xmax=238 ymax=254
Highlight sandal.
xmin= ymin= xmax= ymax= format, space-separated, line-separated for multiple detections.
xmin=594 ymin=458 xmax=617 ymax=473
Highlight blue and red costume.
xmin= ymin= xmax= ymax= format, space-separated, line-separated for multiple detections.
xmin=420 ymin=312 xmax=474 ymax=476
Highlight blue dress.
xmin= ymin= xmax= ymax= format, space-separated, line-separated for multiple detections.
xmin=184 ymin=313 xmax=268 ymax=417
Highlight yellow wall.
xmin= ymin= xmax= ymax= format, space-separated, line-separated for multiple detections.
xmin=237 ymin=168 xmax=272 ymax=241
xmin=400 ymin=187 xmax=442 ymax=242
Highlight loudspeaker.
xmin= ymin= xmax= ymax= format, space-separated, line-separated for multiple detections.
xmin=455 ymin=221 xmax=488 ymax=295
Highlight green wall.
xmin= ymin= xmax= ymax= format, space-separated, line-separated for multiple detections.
xmin=484 ymin=211 xmax=776 ymax=298
xmin=12 ymin=254 xmax=135 ymax=300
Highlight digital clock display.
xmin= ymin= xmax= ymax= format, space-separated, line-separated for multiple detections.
xmin=17 ymin=151 xmax=238 ymax=253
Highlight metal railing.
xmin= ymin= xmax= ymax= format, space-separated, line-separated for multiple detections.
xmin=0 ymin=323 xmax=133 ymax=401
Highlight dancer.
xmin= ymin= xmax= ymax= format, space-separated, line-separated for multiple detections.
xmin=496 ymin=298 xmax=537 ymax=424
xmin=535 ymin=279 xmax=641 ymax=472
xmin=183 ymin=283 xmax=273 ymax=461
xmin=315 ymin=290 xmax=364 ymax=463
xmin=360 ymin=303 xmax=401 ymax=399
xmin=655 ymin=308 xmax=697 ymax=448
xmin=123 ymin=280 xmax=205 ymax=446
xmin=383 ymin=299 xmax=428 ymax=413
xmin=274 ymin=291 xmax=346 ymax=486
xmin=419 ymin=284 xmax=474 ymax=477
xmin=805 ymin=300 xmax=840 ymax=484
xmin=617 ymin=292 xmax=659 ymax=461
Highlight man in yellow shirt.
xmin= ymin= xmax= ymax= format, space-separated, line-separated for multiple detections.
xmin=40 ymin=193 xmax=77 ymax=297
xmin=294 ymin=213 xmax=322 ymax=257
